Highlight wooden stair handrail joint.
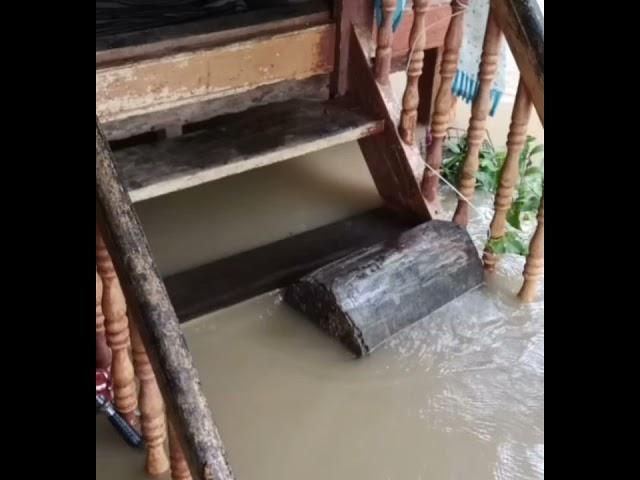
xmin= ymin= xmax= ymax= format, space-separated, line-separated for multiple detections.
xmin=96 ymin=227 xmax=138 ymax=426
xmin=350 ymin=24 xmax=440 ymax=220
xmin=518 ymin=193 xmax=544 ymax=302
xmin=421 ymin=0 xmax=467 ymax=202
xmin=96 ymin=119 xmax=234 ymax=480
xmin=452 ymin=9 xmax=503 ymax=227
xmin=130 ymin=321 xmax=170 ymax=476
xmin=483 ymin=79 xmax=532 ymax=272
xmin=490 ymin=0 xmax=543 ymax=125
xmin=96 ymin=270 xmax=112 ymax=370
xmin=399 ymin=0 xmax=430 ymax=145
xmin=374 ymin=0 xmax=397 ymax=84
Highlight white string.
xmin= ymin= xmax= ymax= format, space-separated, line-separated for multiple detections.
xmin=422 ymin=157 xmax=482 ymax=214
xmin=404 ymin=3 xmax=469 ymax=75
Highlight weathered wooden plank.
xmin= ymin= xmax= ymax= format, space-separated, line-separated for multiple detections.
xmin=114 ymin=98 xmax=384 ymax=203
xmin=165 ymin=208 xmax=419 ymax=322
xmin=285 ymin=220 xmax=484 ymax=357
xmin=96 ymin=24 xmax=335 ymax=123
xmin=96 ymin=120 xmax=233 ymax=480
xmin=491 ymin=0 xmax=543 ymax=124
xmin=349 ymin=25 xmax=438 ymax=220
xmin=96 ymin=2 xmax=331 ymax=67
xmin=103 ymin=74 xmax=330 ymax=141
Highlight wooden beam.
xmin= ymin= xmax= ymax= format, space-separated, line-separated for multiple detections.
xmin=96 ymin=120 xmax=233 ymax=480
xmin=103 ymin=74 xmax=330 ymax=141
xmin=349 ymin=25 xmax=439 ymax=220
xmin=331 ymin=0 xmax=374 ymax=96
xmin=417 ymin=47 xmax=442 ymax=125
xmin=491 ymin=0 xmax=543 ymax=124
xmin=96 ymin=24 xmax=335 ymax=123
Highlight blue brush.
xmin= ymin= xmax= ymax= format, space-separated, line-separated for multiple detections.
xmin=96 ymin=394 xmax=145 ymax=449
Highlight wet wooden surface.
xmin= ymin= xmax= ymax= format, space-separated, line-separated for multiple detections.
xmin=96 ymin=23 xmax=335 ymax=123
xmin=165 ymin=208 xmax=418 ymax=322
xmin=285 ymin=220 xmax=485 ymax=356
xmin=113 ymin=97 xmax=384 ymax=202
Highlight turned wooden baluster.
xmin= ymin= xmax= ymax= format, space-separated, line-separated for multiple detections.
xmin=421 ymin=0 xmax=468 ymax=201
xmin=97 ymin=226 xmax=138 ymax=426
xmin=96 ymin=269 xmax=112 ymax=370
xmin=130 ymin=322 xmax=170 ymax=476
xmin=452 ymin=11 xmax=503 ymax=226
xmin=169 ymin=422 xmax=193 ymax=480
xmin=374 ymin=0 xmax=397 ymax=84
xmin=518 ymin=194 xmax=544 ymax=302
xmin=483 ymin=80 xmax=532 ymax=272
xmin=399 ymin=0 xmax=430 ymax=144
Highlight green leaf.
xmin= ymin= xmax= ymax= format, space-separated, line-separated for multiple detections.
xmin=529 ymin=144 xmax=544 ymax=157
xmin=507 ymin=201 xmax=523 ymax=231
xmin=502 ymin=230 xmax=529 ymax=255
xmin=486 ymin=230 xmax=529 ymax=257
xmin=475 ymin=170 xmax=497 ymax=193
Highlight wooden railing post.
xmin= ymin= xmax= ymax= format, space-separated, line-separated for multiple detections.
xmin=452 ymin=11 xmax=503 ymax=227
xmin=130 ymin=322 xmax=170 ymax=476
xmin=169 ymin=422 xmax=193 ymax=480
xmin=96 ymin=119 xmax=234 ymax=480
xmin=399 ymin=0 xmax=430 ymax=145
xmin=96 ymin=269 xmax=112 ymax=370
xmin=421 ymin=0 xmax=468 ymax=202
xmin=518 ymin=194 xmax=544 ymax=302
xmin=374 ymin=0 xmax=397 ymax=84
xmin=97 ymin=227 xmax=138 ymax=426
xmin=483 ymin=79 xmax=532 ymax=271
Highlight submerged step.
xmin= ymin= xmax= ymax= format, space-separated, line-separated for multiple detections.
xmin=113 ymin=98 xmax=384 ymax=202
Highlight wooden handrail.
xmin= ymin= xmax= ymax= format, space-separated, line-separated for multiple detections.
xmin=491 ymin=0 xmax=543 ymax=124
xmin=96 ymin=119 xmax=234 ymax=480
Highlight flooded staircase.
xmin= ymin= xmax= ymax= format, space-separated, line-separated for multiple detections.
xmin=96 ymin=1 xmax=543 ymax=478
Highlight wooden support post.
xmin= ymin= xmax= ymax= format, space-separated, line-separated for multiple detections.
xmin=374 ymin=0 xmax=397 ymax=84
xmin=399 ymin=0 xmax=430 ymax=145
xmin=96 ymin=227 xmax=138 ymax=426
xmin=96 ymin=119 xmax=233 ymax=480
xmin=130 ymin=322 xmax=170 ymax=476
xmin=518 ymin=194 xmax=544 ymax=302
xmin=421 ymin=0 xmax=467 ymax=202
xmin=169 ymin=422 xmax=193 ymax=480
xmin=483 ymin=80 xmax=532 ymax=271
xmin=452 ymin=12 xmax=503 ymax=227
xmin=96 ymin=269 xmax=112 ymax=370
xmin=349 ymin=25 xmax=437 ymax=220
xmin=417 ymin=47 xmax=442 ymax=126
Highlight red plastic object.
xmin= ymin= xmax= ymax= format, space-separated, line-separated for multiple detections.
xmin=96 ymin=368 xmax=112 ymax=403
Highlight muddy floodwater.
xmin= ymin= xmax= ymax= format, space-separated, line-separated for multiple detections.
xmin=96 ymin=179 xmax=543 ymax=480
xmin=97 ymin=71 xmax=543 ymax=480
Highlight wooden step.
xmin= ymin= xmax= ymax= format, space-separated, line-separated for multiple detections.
xmin=96 ymin=22 xmax=335 ymax=124
xmin=164 ymin=208 xmax=419 ymax=322
xmin=113 ymin=98 xmax=385 ymax=203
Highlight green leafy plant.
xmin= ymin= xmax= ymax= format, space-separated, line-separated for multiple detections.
xmin=441 ymin=129 xmax=544 ymax=256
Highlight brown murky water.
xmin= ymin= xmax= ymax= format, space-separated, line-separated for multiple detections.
xmin=96 ymin=75 xmax=543 ymax=479
xmin=96 ymin=184 xmax=543 ymax=480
